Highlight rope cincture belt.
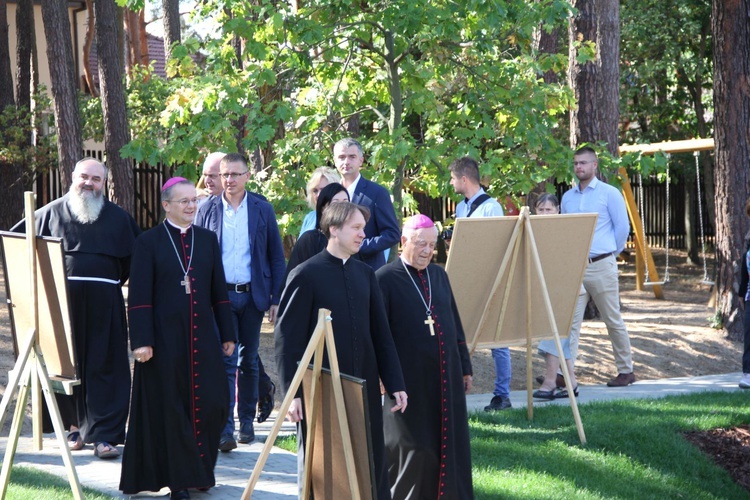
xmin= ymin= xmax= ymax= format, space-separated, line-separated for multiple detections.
xmin=588 ymin=253 xmax=612 ymax=264
xmin=68 ymin=276 xmax=121 ymax=285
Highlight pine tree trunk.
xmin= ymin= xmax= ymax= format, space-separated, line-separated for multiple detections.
xmin=568 ymin=0 xmax=599 ymax=147
xmin=94 ymin=0 xmax=134 ymax=214
xmin=712 ymin=0 xmax=750 ymax=340
xmin=83 ymin=0 xmax=98 ymax=96
xmin=15 ymin=0 xmax=34 ymax=112
xmin=40 ymin=0 xmax=82 ymax=190
xmin=596 ymin=0 xmax=619 ymax=156
xmin=162 ymin=0 xmax=181 ymax=61
xmin=1 ymin=0 xmax=36 ymax=228
xmin=0 ymin=0 xmax=14 ymax=108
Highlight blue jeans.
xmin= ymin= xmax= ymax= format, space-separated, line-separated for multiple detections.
xmin=223 ymin=289 xmax=265 ymax=436
xmin=491 ymin=347 xmax=511 ymax=398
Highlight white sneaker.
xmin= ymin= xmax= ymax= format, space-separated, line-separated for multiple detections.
xmin=739 ymin=374 xmax=750 ymax=389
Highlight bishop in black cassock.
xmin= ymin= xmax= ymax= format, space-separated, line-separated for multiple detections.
xmin=275 ymin=202 xmax=407 ymax=499
xmin=12 ymin=159 xmax=140 ymax=455
xmin=376 ymin=215 xmax=473 ymax=500
xmin=120 ymin=179 xmax=235 ymax=498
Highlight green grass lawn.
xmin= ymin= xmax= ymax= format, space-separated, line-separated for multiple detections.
xmin=3 ymin=466 xmax=114 ymax=499
xmin=471 ymin=391 xmax=750 ymax=499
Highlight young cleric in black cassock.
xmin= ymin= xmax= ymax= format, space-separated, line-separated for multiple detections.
xmin=376 ymin=215 xmax=474 ymax=499
xmin=119 ymin=220 xmax=235 ymax=494
xmin=275 ymin=249 xmax=407 ymax=499
xmin=11 ymin=193 xmax=140 ymax=445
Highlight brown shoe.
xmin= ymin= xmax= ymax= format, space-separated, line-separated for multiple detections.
xmin=607 ymin=372 xmax=636 ymax=387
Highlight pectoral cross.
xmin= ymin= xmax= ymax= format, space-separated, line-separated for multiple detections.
xmin=181 ymin=274 xmax=191 ymax=294
xmin=424 ymin=314 xmax=435 ymax=336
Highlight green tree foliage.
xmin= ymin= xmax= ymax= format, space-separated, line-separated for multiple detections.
xmin=620 ymin=0 xmax=712 ymax=144
xmin=0 ymin=92 xmax=58 ymax=180
xmin=120 ymin=0 xmax=580 ymax=236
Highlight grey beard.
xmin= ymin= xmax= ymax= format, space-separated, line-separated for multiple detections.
xmin=68 ymin=188 xmax=105 ymax=224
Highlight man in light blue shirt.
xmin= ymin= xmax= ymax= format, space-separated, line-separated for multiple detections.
xmin=561 ymin=146 xmax=635 ymax=387
xmin=449 ymin=156 xmax=511 ymax=411
xmin=195 ymin=153 xmax=287 ymax=449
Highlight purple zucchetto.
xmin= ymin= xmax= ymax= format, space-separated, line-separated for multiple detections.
xmin=403 ymin=214 xmax=435 ymax=230
xmin=161 ymin=177 xmax=189 ymax=192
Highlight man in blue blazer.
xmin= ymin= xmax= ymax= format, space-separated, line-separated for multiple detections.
xmin=195 ymin=153 xmax=286 ymax=449
xmin=334 ymin=138 xmax=400 ymax=270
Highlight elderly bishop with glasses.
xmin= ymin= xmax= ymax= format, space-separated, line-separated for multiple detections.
xmin=120 ymin=177 xmax=236 ymax=499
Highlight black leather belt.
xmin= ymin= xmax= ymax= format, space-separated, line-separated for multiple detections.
xmin=588 ymin=252 xmax=613 ymax=263
xmin=228 ymin=283 xmax=251 ymax=293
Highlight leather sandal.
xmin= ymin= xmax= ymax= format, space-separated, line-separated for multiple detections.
xmin=553 ymin=385 xmax=579 ymax=399
xmin=94 ymin=441 xmax=120 ymax=459
xmin=67 ymin=431 xmax=84 ymax=451
xmin=532 ymin=389 xmax=556 ymax=400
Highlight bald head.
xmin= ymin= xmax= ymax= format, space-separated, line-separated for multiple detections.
xmin=202 ymin=152 xmax=226 ymax=196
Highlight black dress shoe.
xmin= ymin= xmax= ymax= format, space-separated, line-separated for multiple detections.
xmin=257 ymin=381 xmax=275 ymax=423
xmin=170 ymin=489 xmax=190 ymax=499
xmin=237 ymin=423 xmax=255 ymax=444
xmin=484 ymin=396 xmax=512 ymax=411
xmin=218 ymin=433 xmax=237 ymax=452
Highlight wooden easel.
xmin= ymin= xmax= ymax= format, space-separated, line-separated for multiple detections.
xmin=241 ymin=308 xmax=363 ymax=499
xmin=469 ymin=208 xmax=587 ymax=444
xmin=0 ymin=193 xmax=83 ymax=498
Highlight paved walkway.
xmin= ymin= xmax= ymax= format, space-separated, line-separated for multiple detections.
xmin=1 ymin=372 xmax=745 ymax=498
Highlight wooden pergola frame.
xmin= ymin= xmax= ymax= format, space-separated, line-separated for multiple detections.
xmin=617 ymin=138 xmax=715 ymax=298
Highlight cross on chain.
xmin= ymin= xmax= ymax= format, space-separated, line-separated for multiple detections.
xmin=181 ymin=274 xmax=191 ymax=294
xmin=424 ymin=314 xmax=435 ymax=336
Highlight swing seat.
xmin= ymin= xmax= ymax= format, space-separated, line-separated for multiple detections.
xmin=643 ymin=279 xmax=669 ymax=286
xmin=701 ymin=279 xmax=715 ymax=286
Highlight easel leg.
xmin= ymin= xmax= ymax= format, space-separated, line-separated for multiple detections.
xmin=525 ymin=229 xmax=533 ymax=420
xmin=34 ymin=347 xmax=84 ymax=499
xmin=0 ymin=361 xmax=32 ymax=498
xmin=524 ymin=213 xmax=587 ymax=444
xmin=241 ymin=311 xmax=329 ymax=499
xmin=31 ymin=352 xmax=42 ymax=451
xmin=301 ymin=330 xmax=326 ymax=499
xmin=0 ymin=329 xmax=36 ymax=432
xmin=554 ymin=334 xmax=587 ymax=445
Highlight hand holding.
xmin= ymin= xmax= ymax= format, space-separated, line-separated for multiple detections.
xmin=287 ymin=397 xmax=304 ymax=422
xmin=390 ymin=391 xmax=408 ymax=413
xmin=133 ymin=346 xmax=153 ymax=363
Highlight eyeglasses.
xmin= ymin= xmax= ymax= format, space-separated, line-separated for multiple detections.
xmin=220 ymin=171 xmax=248 ymax=180
xmin=573 ymin=160 xmax=593 ymax=166
xmin=168 ymin=198 xmax=198 ymax=207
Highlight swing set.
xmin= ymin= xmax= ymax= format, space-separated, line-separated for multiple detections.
xmin=618 ymin=138 xmax=715 ymax=298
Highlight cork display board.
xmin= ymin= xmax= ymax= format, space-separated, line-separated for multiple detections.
xmin=0 ymin=232 xmax=77 ymax=380
xmin=445 ymin=213 xmax=597 ymax=349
